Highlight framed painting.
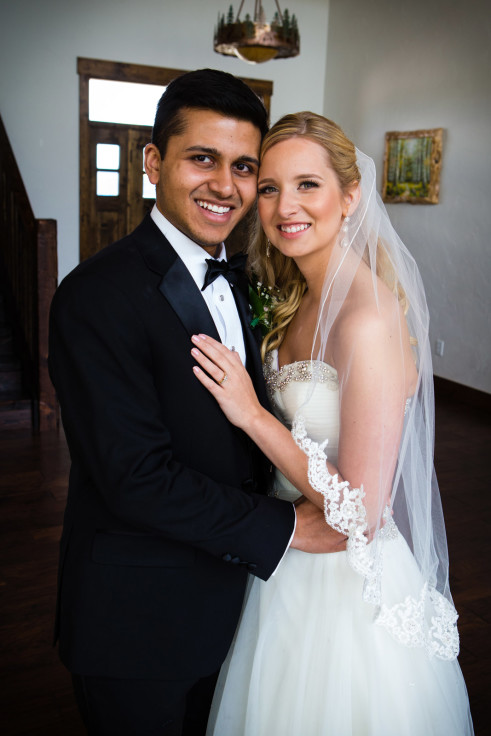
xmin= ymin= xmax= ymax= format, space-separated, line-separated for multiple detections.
xmin=382 ymin=128 xmax=443 ymax=204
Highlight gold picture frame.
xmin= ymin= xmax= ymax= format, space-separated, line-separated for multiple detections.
xmin=382 ymin=128 xmax=443 ymax=204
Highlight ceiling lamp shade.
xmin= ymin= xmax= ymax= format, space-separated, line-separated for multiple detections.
xmin=214 ymin=1 xmax=300 ymax=64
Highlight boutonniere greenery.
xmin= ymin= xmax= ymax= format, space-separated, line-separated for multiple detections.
xmin=248 ymin=277 xmax=280 ymax=337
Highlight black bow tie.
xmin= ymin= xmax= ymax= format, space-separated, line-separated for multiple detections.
xmin=202 ymin=253 xmax=248 ymax=291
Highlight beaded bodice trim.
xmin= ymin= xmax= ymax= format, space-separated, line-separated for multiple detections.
xmin=263 ymin=350 xmax=339 ymax=399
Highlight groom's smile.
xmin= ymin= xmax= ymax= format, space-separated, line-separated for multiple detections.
xmin=145 ymin=108 xmax=261 ymax=254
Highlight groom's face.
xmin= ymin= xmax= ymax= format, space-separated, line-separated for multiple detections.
xmin=145 ymin=108 xmax=261 ymax=255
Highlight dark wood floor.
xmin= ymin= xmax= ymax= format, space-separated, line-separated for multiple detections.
xmin=0 ymin=392 xmax=490 ymax=735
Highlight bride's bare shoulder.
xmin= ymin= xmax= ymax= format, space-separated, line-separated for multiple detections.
xmin=339 ymin=268 xmax=400 ymax=330
xmin=333 ymin=269 xmax=410 ymax=370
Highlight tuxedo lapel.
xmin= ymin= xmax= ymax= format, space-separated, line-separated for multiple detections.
xmin=134 ymin=215 xmax=268 ymax=407
xmin=134 ymin=215 xmax=220 ymax=341
xmin=159 ymin=257 xmax=219 ymax=341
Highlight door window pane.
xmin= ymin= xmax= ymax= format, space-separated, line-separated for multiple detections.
xmin=97 ymin=171 xmax=119 ymax=196
xmin=97 ymin=143 xmax=120 ymax=170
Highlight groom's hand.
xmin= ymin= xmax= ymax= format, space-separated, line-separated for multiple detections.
xmin=290 ymin=497 xmax=347 ymax=553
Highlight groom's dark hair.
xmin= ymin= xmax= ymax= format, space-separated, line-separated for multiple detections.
xmin=151 ymin=68 xmax=269 ymax=158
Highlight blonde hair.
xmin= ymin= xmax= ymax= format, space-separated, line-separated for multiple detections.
xmin=248 ymin=112 xmax=408 ymax=358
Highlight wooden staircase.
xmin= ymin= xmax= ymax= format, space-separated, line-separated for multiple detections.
xmin=0 ymin=114 xmax=58 ymax=432
xmin=0 ymin=292 xmax=32 ymax=429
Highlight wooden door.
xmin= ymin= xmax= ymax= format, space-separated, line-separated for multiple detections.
xmin=78 ymin=58 xmax=273 ymax=262
xmin=127 ymin=128 xmax=155 ymax=234
xmin=83 ymin=122 xmax=154 ymax=261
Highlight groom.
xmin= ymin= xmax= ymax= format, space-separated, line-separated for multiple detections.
xmin=49 ymin=68 xmax=343 ymax=735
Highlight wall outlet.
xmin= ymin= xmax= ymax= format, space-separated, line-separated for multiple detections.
xmin=435 ymin=339 xmax=445 ymax=357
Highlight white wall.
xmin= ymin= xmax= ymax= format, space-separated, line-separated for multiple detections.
xmin=2 ymin=0 xmax=490 ymax=392
xmin=0 ymin=0 xmax=329 ymax=281
xmin=324 ymin=0 xmax=491 ymax=392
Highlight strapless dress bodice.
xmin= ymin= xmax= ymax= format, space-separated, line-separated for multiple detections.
xmin=263 ymin=349 xmax=340 ymax=501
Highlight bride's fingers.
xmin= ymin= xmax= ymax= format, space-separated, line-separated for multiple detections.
xmin=192 ymin=364 xmax=222 ymax=397
xmin=191 ymin=347 xmax=227 ymax=384
xmin=191 ymin=335 xmax=244 ymax=376
xmin=192 ymin=333 xmax=222 ymax=349
xmin=191 ymin=334 xmax=237 ymax=365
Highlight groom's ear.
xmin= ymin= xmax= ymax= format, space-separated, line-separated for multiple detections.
xmin=144 ymin=143 xmax=162 ymax=185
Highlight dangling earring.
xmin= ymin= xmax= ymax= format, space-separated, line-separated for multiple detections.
xmin=266 ymin=240 xmax=271 ymax=258
xmin=340 ymin=215 xmax=350 ymax=248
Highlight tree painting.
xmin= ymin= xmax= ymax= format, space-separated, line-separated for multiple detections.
xmin=383 ymin=129 xmax=443 ymax=204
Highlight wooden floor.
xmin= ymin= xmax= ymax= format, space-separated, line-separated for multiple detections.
xmin=0 ymin=392 xmax=490 ymax=735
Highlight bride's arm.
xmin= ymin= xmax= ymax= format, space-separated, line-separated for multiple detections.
xmin=332 ymin=306 xmax=415 ymax=529
xmin=191 ymin=316 xmax=408 ymax=534
xmin=192 ymin=336 xmax=350 ymax=551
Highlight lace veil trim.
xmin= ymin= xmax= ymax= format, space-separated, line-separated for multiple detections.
xmin=375 ymin=583 xmax=460 ymax=660
xmin=292 ymin=415 xmax=459 ymax=660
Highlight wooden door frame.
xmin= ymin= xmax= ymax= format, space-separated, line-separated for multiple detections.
xmin=77 ymin=57 xmax=273 ymax=261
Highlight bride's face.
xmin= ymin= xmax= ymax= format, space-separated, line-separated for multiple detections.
xmin=257 ymin=137 xmax=349 ymax=267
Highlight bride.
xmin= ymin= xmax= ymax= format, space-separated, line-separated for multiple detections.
xmin=191 ymin=112 xmax=474 ymax=735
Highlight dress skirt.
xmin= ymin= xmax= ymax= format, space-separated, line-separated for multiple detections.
xmin=206 ymin=532 xmax=473 ymax=736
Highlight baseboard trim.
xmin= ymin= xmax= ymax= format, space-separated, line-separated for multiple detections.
xmin=433 ymin=375 xmax=491 ymax=412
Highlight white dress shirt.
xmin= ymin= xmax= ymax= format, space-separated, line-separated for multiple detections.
xmin=150 ymin=205 xmax=246 ymax=365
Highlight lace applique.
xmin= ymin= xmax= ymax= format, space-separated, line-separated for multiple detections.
xmin=292 ymin=415 xmax=378 ymax=585
xmin=292 ymin=415 xmax=459 ymax=660
xmin=264 ymin=352 xmax=338 ymax=395
xmin=375 ymin=583 xmax=460 ymax=660
xmin=362 ymin=506 xmax=398 ymax=606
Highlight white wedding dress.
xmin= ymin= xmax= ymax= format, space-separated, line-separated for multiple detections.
xmin=206 ymin=350 xmax=474 ymax=736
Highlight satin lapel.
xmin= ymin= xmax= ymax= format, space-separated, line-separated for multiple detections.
xmin=159 ymin=257 xmax=220 ymax=340
xmin=134 ymin=215 xmax=219 ymax=341
xmin=134 ymin=216 xmax=266 ymax=400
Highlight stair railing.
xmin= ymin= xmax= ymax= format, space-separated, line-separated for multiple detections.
xmin=0 ymin=114 xmax=58 ymax=430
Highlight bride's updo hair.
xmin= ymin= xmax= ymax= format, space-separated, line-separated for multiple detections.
xmin=249 ymin=111 xmax=360 ymax=359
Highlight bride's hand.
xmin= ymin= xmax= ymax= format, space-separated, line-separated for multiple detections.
xmin=191 ymin=334 xmax=263 ymax=430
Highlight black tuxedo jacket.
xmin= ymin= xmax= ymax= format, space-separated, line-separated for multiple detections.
xmin=48 ymin=215 xmax=295 ymax=681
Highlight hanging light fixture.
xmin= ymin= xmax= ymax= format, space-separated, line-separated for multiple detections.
xmin=214 ymin=1 xmax=300 ymax=64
